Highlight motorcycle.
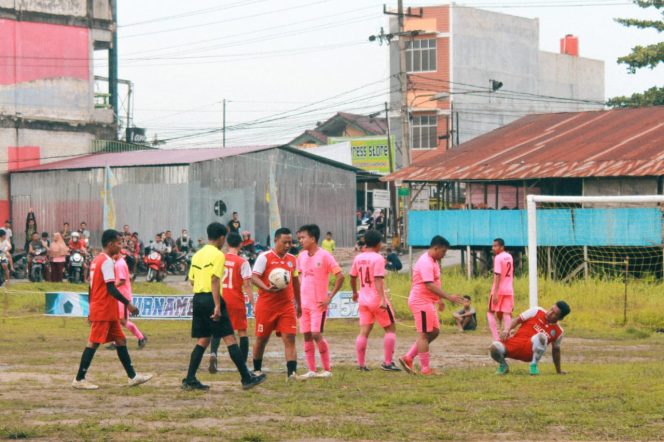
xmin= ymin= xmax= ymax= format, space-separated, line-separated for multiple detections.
xmin=30 ymin=246 xmax=48 ymax=282
xmin=68 ymin=250 xmax=85 ymax=283
xmin=11 ymin=252 xmax=27 ymax=280
xmin=144 ymin=250 xmax=166 ymax=282
xmin=167 ymin=250 xmax=189 ymax=275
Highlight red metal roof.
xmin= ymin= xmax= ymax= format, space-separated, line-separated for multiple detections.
xmin=384 ymin=107 xmax=664 ymax=182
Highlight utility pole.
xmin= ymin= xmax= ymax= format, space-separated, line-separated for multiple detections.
xmin=384 ymin=101 xmax=398 ymax=244
xmin=222 ymin=99 xmax=227 ymax=148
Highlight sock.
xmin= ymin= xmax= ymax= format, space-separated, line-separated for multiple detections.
xmin=383 ymin=332 xmax=396 ymax=364
xmin=356 ymin=335 xmax=368 ymax=367
xmin=406 ymin=342 xmax=419 ymax=360
xmin=186 ymin=345 xmax=206 ymax=381
xmin=253 ymin=358 xmax=262 ymax=372
xmin=304 ymin=340 xmax=316 ymax=372
xmin=317 ymin=339 xmax=331 ymax=372
xmin=116 ymin=345 xmax=136 ymax=379
xmin=286 ymin=360 xmax=297 ymax=376
xmin=210 ymin=336 xmax=221 ymax=357
xmin=75 ymin=347 xmax=96 ymax=381
xmin=227 ymin=344 xmax=251 ymax=382
xmin=239 ymin=336 xmax=249 ymax=363
xmin=502 ymin=314 xmax=512 ymax=337
xmin=125 ymin=321 xmax=144 ymax=340
xmin=487 ymin=312 xmax=500 ymax=341
xmin=419 ymin=351 xmax=430 ymax=371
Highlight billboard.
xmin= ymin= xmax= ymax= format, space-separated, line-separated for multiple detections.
xmin=328 ymin=136 xmax=395 ymax=174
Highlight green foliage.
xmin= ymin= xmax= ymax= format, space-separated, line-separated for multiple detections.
xmin=607 ymin=86 xmax=664 ymax=107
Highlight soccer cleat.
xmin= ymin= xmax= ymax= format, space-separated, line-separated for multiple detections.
xmin=297 ymin=371 xmax=318 ymax=380
xmin=287 ymin=373 xmax=300 ymax=382
xmin=529 ymin=363 xmax=540 ymax=376
xmin=357 ymin=366 xmax=371 ymax=372
xmin=72 ymin=378 xmax=98 ymax=390
xmin=381 ymin=362 xmax=402 ymax=372
xmin=242 ymin=373 xmax=267 ymax=390
xmin=208 ymin=354 xmax=218 ymax=374
xmin=138 ymin=336 xmax=148 ymax=350
xmin=315 ymin=370 xmax=333 ymax=378
xmin=496 ymin=362 xmax=510 ymax=375
xmin=181 ymin=378 xmax=210 ymax=391
xmin=419 ymin=367 xmax=438 ymax=376
xmin=398 ymin=356 xmax=415 ymax=374
xmin=128 ymin=373 xmax=153 ymax=387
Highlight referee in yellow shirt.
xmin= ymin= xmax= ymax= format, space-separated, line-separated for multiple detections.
xmin=182 ymin=222 xmax=266 ymax=391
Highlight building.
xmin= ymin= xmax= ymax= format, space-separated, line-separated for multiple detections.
xmin=0 ymin=0 xmax=118 ymax=221
xmin=10 ymin=146 xmax=359 ymax=248
xmin=290 ymin=112 xmax=387 ymax=148
xmin=388 ymin=5 xmax=605 ymax=165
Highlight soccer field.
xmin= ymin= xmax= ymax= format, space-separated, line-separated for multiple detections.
xmin=1 ymin=279 xmax=664 ymax=441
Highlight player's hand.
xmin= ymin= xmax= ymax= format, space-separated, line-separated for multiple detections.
xmin=447 ymin=294 xmax=464 ymax=305
xmin=352 ymin=292 xmax=359 ymax=302
xmin=438 ymin=301 xmax=446 ymax=312
xmin=492 ymin=294 xmax=499 ymax=306
xmin=266 ymin=285 xmax=281 ymax=293
xmin=379 ymin=300 xmax=388 ymax=310
xmin=499 ymin=330 xmax=510 ymax=340
xmin=210 ymin=305 xmax=221 ymax=321
xmin=128 ymin=303 xmax=139 ymax=316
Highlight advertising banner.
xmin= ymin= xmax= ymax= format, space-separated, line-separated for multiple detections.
xmin=328 ymin=136 xmax=395 ymax=174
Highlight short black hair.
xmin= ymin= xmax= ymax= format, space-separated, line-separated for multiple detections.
xmin=80 ymin=221 xmax=86 ymax=225
xmin=364 ymin=229 xmax=382 ymax=247
xmin=0 ymin=229 xmax=6 ymax=237
xmin=207 ymin=222 xmax=227 ymax=240
xmin=233 ymin=211 xmax=238 ymax=215
xmin=297 ymin=224 xmax=320 ymax=243
xmin=227 ymin=231 xmax=242 ymax=248
xmin=41 ymin=232 xmax=49 ymax=238
xmin=430 ymin=235 xmax=450 ymax=248
xmin=463 ymin=295 xmax=471 ymax=301
xmin=275 ymin=227 xmax=291 ymax=239
xmin=326 ymin=231 xmax=332 ymax=235
xmin=556 ymin=300 xmax=571 ymax=319
xmin=101 ymin=229 xmax=120 ymax=247
xmin=63 ymin=222 xmax=69 ymax=226
xmin=494 ymin=238 xmax=505 ymax=247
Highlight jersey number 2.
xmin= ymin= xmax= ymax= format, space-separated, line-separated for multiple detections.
xmin=505 ymin=263 xmax=512 ymax=278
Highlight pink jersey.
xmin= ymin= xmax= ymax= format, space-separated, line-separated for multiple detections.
xmin=350 ymin=251 xmax=385 ymax=307
xmin=114 ymin=257 xmax=132 ymax=303
xmin=297 ymin=248 xmax=341 ymax=310
xmin=409 ymin=252 xmax=441 ymax=306
xmin=494 ymin=251 xmax=514 ymax=296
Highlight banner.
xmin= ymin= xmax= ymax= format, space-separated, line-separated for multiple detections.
xmin=328 ymin=136 xmax=395 ymax=175
xmin=44 ymin=292 xmax=359 ymax=320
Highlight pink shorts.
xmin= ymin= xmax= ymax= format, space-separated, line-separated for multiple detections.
xmin=359 ymin=302 xmax=395 ymax=328
xmin=299 ymin=307 xmax=327 ymax=334
xmin=409 ymin=301 xmax=440 ymax=333
xmin=488 ymin=294 xmax=514 ymax=314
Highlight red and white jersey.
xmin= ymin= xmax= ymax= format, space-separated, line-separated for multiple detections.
xmin=513 ymin=307 xmax=564 ymax=347
xmin=494 ymin=251 xmax=514 ymax=296
xmin=253 ymin=249 xmax=298 ymax=308
xmin=89 ymin=253 xmax=118 ymax=321
xmin=223 ymin=252 xmax=252 ymax=310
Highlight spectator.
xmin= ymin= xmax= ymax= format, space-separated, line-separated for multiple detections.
xmin=123 ymin=224 xmax=131 ymax=237
xmin=48 ymin=232 xmax=69 ymax=282
xmin=41 ymin=232 xmax=51 ymax=248
xmin=385 ymin=248 xmax=402 ymax=272
xmin=24 ymin=210 xmax=37 ymax=252
xmin=453 ymin=295 xmax=478 ymax=332
xmin=374 ymin=209 xmax=386 ymax=235
xmin=0 ymin=229 xmax=12 ymax=285
xmin=27 ymin=232 xmax=41 ymax=273
xmin=197 ymin=238 xmax=205 ymax=250
xmin=354 ymin=234 xmax=366 ymax=252
xmin=79 ymin=222 xmax=91 ymax=245
xmin=227 ymin=212 xmax=241 ymax=233
xmin=131 ymin=232 xmax=143 ymax=277
xmin=4 ymin=220 xmax=13 ymax=252
xmin=60 ymin=222 xmax=72 ymax=244
xmin=321 ymin=231 xmax=336 ymax=253
xmin=240 ymin=231 xmax=255 ymax=253
xmin=176 ymin=229 xmax=194 ymax=253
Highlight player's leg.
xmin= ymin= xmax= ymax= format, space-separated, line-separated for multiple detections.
xmin=416 ymin=303 xmax=440 ymax=375
xmin=252 ymin=303 xmax=275 ymax=374
xmin=529 ymin=333 xmax=548 ymax=375
xmin=487 ymin=310 xmax=500 ymax=341
xmin=356 ymin=304 xmax=373 ymax=370
xmin=377 ymin=304 xmax=400 ymax=371
xmin=183 ymin=295 xmax=214 ymax=389
xmin=111 ymin=323 xmax=151 ymax=386
xmin=73 ymin=322 xmax=105 ymax=389
xmin=252 ymin=335 xmax=270 ymax=374
xmin=217 ymin=314 xmax=266 ymax=389
xmin=231 ymin=308 xmax=250 ymax=363
xmin=282 ymin=333 xmax=298 ymax=379
xmin=300 ymin=308 xmax=317 ymax=376
xmin=498 ymin=295 xmax=514 ymax=338
xmin=237 ymin=329 xmax=250 ymax=363
xmin=312 ymin=309 xmax=331 ymax=376
xmin=490 ymin=341 xmax=509 ymax=374
xmin=400 ymin=303 xmax=423 ymax=374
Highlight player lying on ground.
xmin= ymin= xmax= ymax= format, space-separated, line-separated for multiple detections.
xmin=487 ymin=238 xmax=514 ymax=342
xmin=490 ymin=301 xmax=571 ymax=375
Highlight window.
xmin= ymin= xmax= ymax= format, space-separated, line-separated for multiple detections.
xmin=406 ymin=39 xmax=437 ymax=72
xmin=411 ymin=115 xmax=438 ymax=149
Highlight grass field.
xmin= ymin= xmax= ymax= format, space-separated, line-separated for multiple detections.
xmin=1 ymin=276 xmax=664 ymax=441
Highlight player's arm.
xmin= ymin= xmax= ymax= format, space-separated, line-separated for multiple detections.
xmin=211 ymin=275 xmax=222 ymax=320
xmin=349 ymin=274 xmax=359 ymax=302
xmin=424 ymin=282 xmax=463 ymax=304
xmin=250 ymin=254 xmax=279 ymax=292
xmin=330 ymin=270 xmax=344 ymax=298
xmin=292 ymin=274 xmax=302 ymax=317
xmin=552 ymin=345 xmax=563 ymax=374
xmin=375 ymin=276 xmax=387 ymax=308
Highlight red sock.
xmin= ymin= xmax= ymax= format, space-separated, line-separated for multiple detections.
xmin=419 ymin=352 xmax=430 ymax=371
xmin=304 ymin=340 xmax=316 ymax=372
xmin=383 ymin=332 xmax=396 ymax=364
xmin=317 ymin=339 xmax=331 ymax=371
xmin=355 ymin=335 xmax=368 ymax=367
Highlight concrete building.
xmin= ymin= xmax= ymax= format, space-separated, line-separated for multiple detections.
xmin=0 ymin=0 xmax=117 ymax=221
xmin=389 ymin=4 xmax=605 ymax=165
xmin=290 ymin=112 xmax=387 ymax=148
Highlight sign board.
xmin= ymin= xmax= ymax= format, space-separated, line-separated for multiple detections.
xmin=398 ymin=187 xmax=410 ymax=197
xmin=372 ymin=189 xmax=390 ymax=208
xmin=328 ymin=136 xmax=395 ymax=174
xmin=411 ymin=185 xmax=430 ymax=211
xmin=125 ymin=127 xmax=147 ymax=144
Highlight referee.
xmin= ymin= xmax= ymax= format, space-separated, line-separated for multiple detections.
xmin=182 ymin=222 xmax=266 ymax=390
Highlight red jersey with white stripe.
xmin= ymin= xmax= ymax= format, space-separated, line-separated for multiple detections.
xmin=253 ymin=249 xmax=298 ymax=308
xmin=89 ymin=253 xmax=118 ymax=321
xmin=513 ymin=307 xmax=564 ymax=346
xmin=223 ymin=252 xmax=252 ymax=310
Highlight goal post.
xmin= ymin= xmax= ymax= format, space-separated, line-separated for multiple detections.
xmin=527 ymin=195 xmax=664 ymax=308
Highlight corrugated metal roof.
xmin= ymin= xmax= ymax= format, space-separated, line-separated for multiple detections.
xmin=384 ymin=107 xmax=664 ymax=182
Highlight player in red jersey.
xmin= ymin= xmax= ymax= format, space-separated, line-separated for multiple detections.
xmin=251 ymin=227 xmax=302 ymax=380
xmin=490 ymin=301 xmax=571 ymax=375
xmin=72 ymin=229 xmax=152 ymax=390
xmin=208 ymin=232 xmax=255 ymax=373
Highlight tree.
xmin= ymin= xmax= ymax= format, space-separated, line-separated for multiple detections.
xmin=608 ymin=0 xmax=664 ymax=108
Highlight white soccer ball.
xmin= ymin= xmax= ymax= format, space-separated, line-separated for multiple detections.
xmin=268 ymin=268 xmax=290 ymax=290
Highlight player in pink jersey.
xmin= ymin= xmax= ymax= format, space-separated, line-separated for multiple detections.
xmin=399 ymin=235 xmax=463 ymax=375
xmin=295 ymin=224 xmax=344 ymax=379
xmin=108 ymin=252 xmax=146 ymax=350
xmin=349 ymin=230 xmax=401 ymax=372
xmin=490 ymin=301 xmax=570 ymax=375
xmin=488 ymin=238 xmax=515 ymax=341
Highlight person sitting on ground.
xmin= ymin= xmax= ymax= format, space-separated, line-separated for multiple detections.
xmin=453 ymin=295 xmax=477 ymax=332
xmin=385 ymin=248 xmax=402 ymax=272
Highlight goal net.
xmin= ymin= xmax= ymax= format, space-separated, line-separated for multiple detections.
xmin=527 ymin=195 xmax=664 ymax=323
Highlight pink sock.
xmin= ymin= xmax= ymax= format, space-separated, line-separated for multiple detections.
xmin=487 ymin=312 xmax=499 ymax=341
xmin=502 ymin=314 xmax=512 ymax=336
xmin=383 ymin=332 xmax=396 ymax=364
xmin=355 ymin=335 xmax=368 ymax=367
xmin=125 ymin=321 xmax=144 ymax=340
xmin=419 ymin=352 xmax=430 ymax=371
xmin=317 ymin=339 xmax=331 ymax=371
xmin=406 ymin=342 xmax=418 ymax=360
xmin=304 ymin=341 xmax=316 ymax=372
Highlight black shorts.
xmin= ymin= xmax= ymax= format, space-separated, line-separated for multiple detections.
xmin=191 ymin=293 xmax=234 ymax=339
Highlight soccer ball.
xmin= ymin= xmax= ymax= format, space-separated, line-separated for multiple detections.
xmin=268 ymin=268 xmax=290 ymax=290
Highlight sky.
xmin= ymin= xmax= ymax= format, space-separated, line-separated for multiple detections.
xmin=108 ymin=0 xmax=663 ymax=148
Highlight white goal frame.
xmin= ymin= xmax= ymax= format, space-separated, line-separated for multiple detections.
xmin=527 ymin=195 xmax=664 ymax=308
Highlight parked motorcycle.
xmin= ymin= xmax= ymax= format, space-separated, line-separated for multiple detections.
xmin=167 ymin=250 xmax=189 ymax=275
xmin=144 ymin=250 xmax=166 ymax=282
xmin=30 ymin=246 xmax=48 ymax=282
xmin=11 ymin=252 xmax=27 ymax=280
xmin=68 ymin=250 xmax=85 ymax=283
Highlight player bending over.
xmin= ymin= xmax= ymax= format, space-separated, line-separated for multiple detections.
xmin=350 ymin=229 xmax=401 ymax=372
xmin=490 ymin=301 xmax=571 ymax=375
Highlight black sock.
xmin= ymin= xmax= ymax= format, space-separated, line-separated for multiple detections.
xmin=116 ymin=345 xmax=136 ymax=379
xmin=239 ymin=336 xmax=249 ymax=363
xmin=210 ymin=336 xmax=221 ymax=356
xmin=253 ymin=358 xmax=262 ymax=372
xmin=227 ymin=344 xmax=251 ymax=382
xmin=186 ymin=345 xmax=206 ymax=381
xmin=76 ymin=347 xmax=96 ymax=381
xmin=287 ymin=360 xmax=297 ymax=376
